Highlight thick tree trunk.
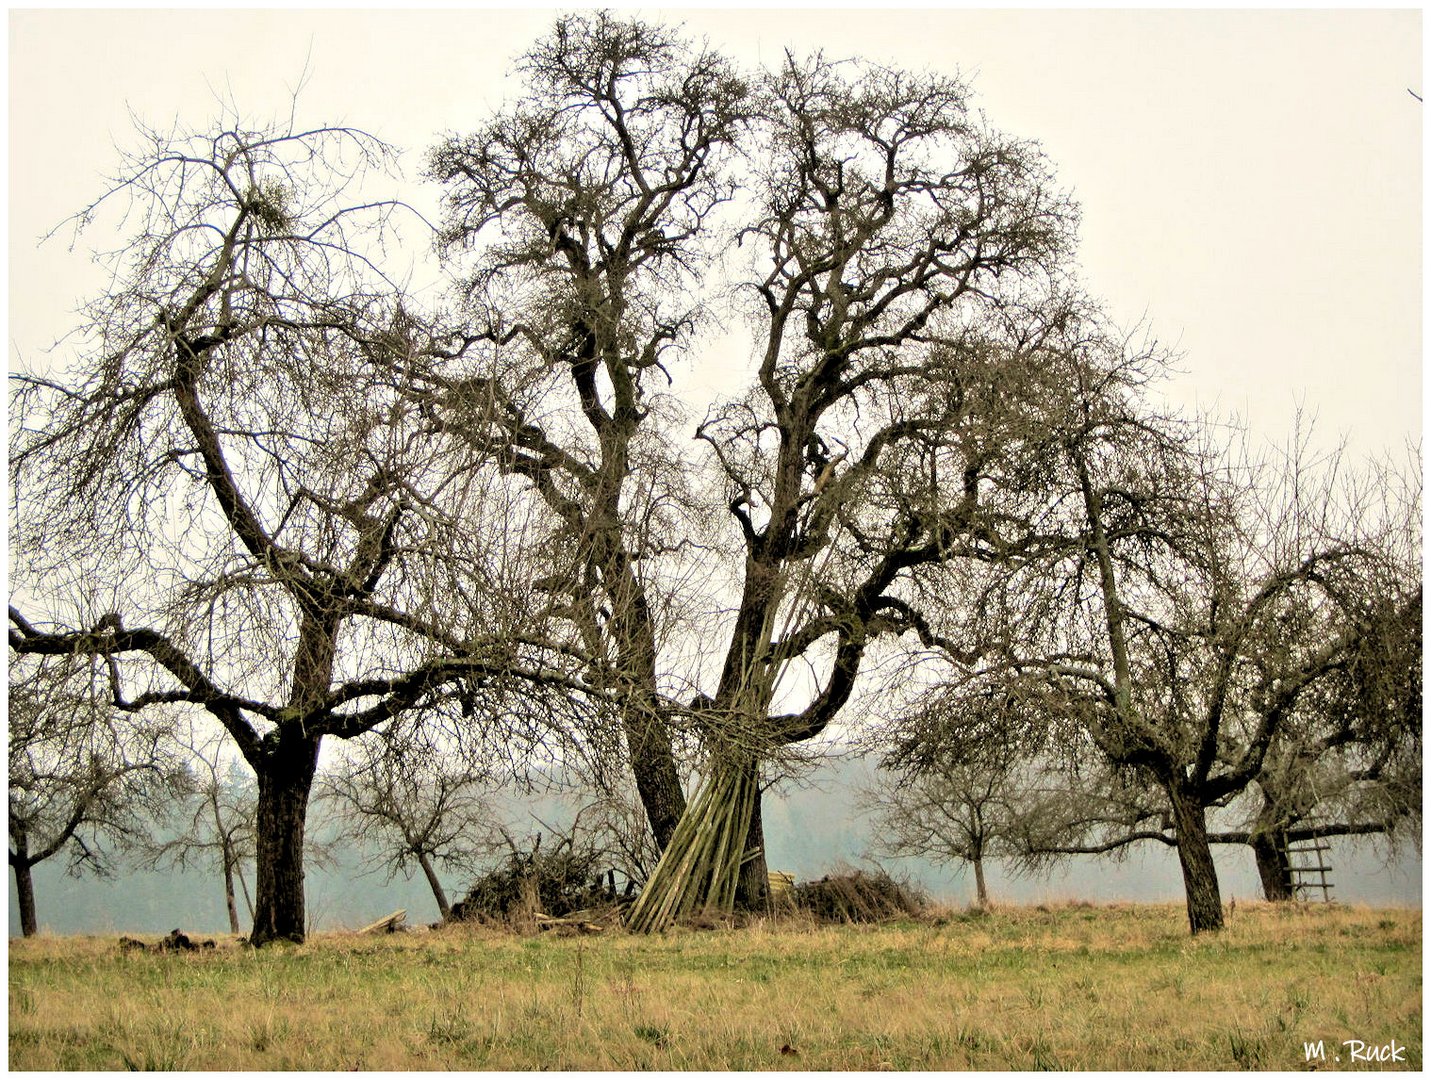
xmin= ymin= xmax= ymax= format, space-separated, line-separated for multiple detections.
xmin=973 ymin=855 xmax=989 ymax=909
xmin=606 ymin=547 xmax=686 ymax=855
xmin=1252 ymin=832 xmax=1294 ymax=902
xmin=735 ymin=775 xmax=770 ymax=913
xmin=13 ymin=859 xmax=38 ymax=938
xmin=593 ymin=436 xmax=688 ymax=858
xmin=623 ymin=701 xmax=686 ymax=853
xmin=1167 ymin=781 xmax=1224 ymax=933
xmin=250 ymin=727 xmax=322 ymax=945
xmin=417 ymin=852 xmax=451 ymax=921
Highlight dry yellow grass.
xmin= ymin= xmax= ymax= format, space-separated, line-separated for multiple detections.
xmin=8 ymin=901 xmax=1420 ymax=1070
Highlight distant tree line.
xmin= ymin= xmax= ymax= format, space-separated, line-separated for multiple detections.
xmin=9 ymin=12 xmax=1419 ymax=941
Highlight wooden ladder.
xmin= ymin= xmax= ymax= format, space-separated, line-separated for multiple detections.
xmin=1284 ymin=838 xmax=1334 ymax=901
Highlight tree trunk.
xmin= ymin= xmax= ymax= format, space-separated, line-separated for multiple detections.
xmin=12 ymin=858 xmax=38 ymax=938
xmin=250 ymin=727 xmax=322 ymax=945
xmin=601 ymin=483 xmax=687 ymax=856
xmin=221 ymin=844 xmax=242 ymax=934
xmin=238 ymin=866 xmax=255 ymax=921
xmin=417 ymin=851 xmax=451 ymax=922
xmin=1167 ymin=781 xmax=1224 ymax=933
xmin=973 ymin=854 xmax=989 ymax=909
xmin=623 ymin=701 xmax=686 ymax=852
xmin=735 ymin=774 xmax=770 ymax=913
xmin=1252 ymin=832 xmax=1294 ymax=902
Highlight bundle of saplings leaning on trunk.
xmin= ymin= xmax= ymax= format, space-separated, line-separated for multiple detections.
xmin=626 ymin=756 xmax=760 ymax=933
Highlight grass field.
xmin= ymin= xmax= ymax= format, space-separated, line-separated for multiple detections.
xmin=7 ymin=902 xmax=1420 ymax=1070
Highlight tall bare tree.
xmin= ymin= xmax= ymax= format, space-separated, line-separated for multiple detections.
xmin=649 ymin=50 xmax=1090 ymax=917
xmin=426 ymin=21 xmax=1106 ymax=925
xmin=425 ymin=12 xmax=754 ymax=853
xmin=9 ymin=115 xmax=590 ymax=943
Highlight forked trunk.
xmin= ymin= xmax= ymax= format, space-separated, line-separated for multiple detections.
xmin=250 ymin=727 xmax=322 ymax=945
xmin=1167 ymin=781 xmax=1224 ymax=933
xmin=1252 ymin=832 xmax=1295 ymax=902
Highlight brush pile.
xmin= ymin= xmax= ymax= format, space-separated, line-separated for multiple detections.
xmin=447 ymin=832 xmax=625 ymax=926
xmin=791 ymin=868 xmax=925 ymax=923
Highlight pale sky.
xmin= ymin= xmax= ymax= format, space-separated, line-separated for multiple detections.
xmin=7 ymin=5 xmax=1423 ymax=458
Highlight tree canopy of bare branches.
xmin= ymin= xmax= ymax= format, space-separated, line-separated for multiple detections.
xmin=13 ymin=14 xmax=1416 ymax=941
xmin=9 ymin=657 xmax=189 ymax=936
xmin=9 ymin=115 xmax=599 ymax=943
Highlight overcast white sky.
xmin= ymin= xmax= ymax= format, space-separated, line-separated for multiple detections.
xmin=8 ymin=5 xmax=1423 ymax=458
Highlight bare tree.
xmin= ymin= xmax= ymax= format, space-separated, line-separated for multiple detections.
xmin=1237 ymin=730 xmax=1420 ymax=901
xmin=147 ymin=735 xmax=258 ymax=934
xmin=321 ymin=721 xmax=502 ymax=921
xmin=642 ymin=49 xmax=1089 ymax=921
xmin=426 ymin=20 xmax=1101 ymax=928
xmin=1013 ymin=551 xmax=1421 ymax=904
xmin=861 ymin=683 xmax=1057 ymax=908
xmin=1202 ymin=521 xmax=1421 ymax=901
xmin=9 ymin=113 xmax=590 ymax=944
xmin=8 ymin=657 xmax=188 ymax=936
xmin=425 ymin=12 xmax=754 ymax=854
xmin=983 ymin=397 xmax=1418 ymax=932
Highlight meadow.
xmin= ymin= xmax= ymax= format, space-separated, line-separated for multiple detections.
xmin=7 ymin=902 xmax=1420 ymax=1071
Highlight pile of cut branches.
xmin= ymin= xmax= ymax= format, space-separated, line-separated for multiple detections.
xmin=792 ymin=867 xmax=926 ymax=923
xmin=448 ymin=831 xmax=621 ymax=926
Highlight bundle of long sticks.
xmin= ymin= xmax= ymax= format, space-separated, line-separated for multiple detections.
xmin=624 ymin=757 xmax=758 ymax=934
xmin=628 ymin=525 xmax=840 ymax=934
